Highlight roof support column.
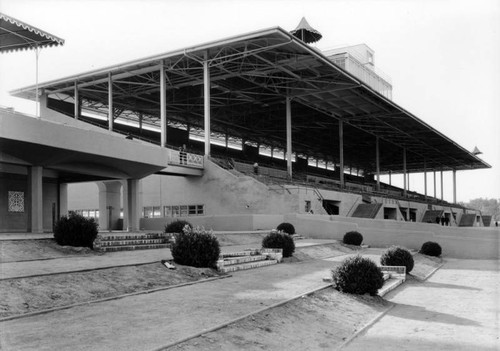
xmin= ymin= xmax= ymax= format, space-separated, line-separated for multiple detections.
xmin=339 ymin=119 xmax=344 ymax=189
xmin=160 ymin=61 xmax=167 ymax=147
xmin=375 ymin=136 xmax=380 ymax=191
xmin=108 ymin=72 xmax=113 ymax=132
xmin=403 ymin=148 xmax=407 ymax=197
xmin=286 ymin=97 xmax=292 ymax=179
xmin=74 ymin=82 xmax=79 ymax=120
xmin=389 ymin=170 xmax=392 ymax=185
xmin=203 ymin=54 xmax=211 ymax=156
xmin=29 ymin=166 xmax=44 ymax=233
xmin=424 ymin=160 xmax=427 ymax=201
xmin=440 ymin=169 xmax=444 ymax=201
xmin=433 ymin=170 xmax=437 ymax=199
xmin=453 ymin=169 xmax=457 ymax=204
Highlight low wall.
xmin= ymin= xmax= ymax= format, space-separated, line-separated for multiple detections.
xmin=140 ymin=214 xmax=284 ymax=232
xmin=141 ymin=213 xmax=500 ymax=259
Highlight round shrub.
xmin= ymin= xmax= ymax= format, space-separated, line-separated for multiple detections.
xmin=276 ymin=222 xmax=296 ymax=235
xmin=262 ymin=231 xmax=295 ymax=257
xmin=170 ymin=226 xmax=220 ymax=268
xmin=53 ymin=212 xmax=98 ymax=249
xmin=343 ymin=231 xmax=363 ymax=246
xmin=165 ymin=220 xmax=192 ymax=233
xmin=380 ymin=246 xmax=414 ymax=273
xmin=419 ymin=241 xmax=442 ymax=257
xmin=332 ymin=255 xmax=384 ymax=296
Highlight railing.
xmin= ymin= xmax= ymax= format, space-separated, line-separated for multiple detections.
xmin=168 ymin=149 xmax=204 ymax=168
xmin=328 ymin=53 xmax=392 ymax=99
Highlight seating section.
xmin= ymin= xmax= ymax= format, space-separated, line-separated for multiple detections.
xmin=421 ymin=210 xmax=444 ymax=223
xmin=459 ymin=214 xmax=477 ymax=227
xmin=351 ymin=203 xmax=383 ymax=219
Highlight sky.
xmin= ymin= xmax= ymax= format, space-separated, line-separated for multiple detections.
xmin=1 ymin=0 xmax=499 ymax=203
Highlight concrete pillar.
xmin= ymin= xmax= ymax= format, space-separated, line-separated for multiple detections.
xmin=286 ymin=97 xmax=292 ymax=178
xmin=453 ymin=169 xmax=457 ymax=204
xmin=389 ymin=170 xmax=392 ymax=185
xmin=403 ymin=148 xmax=407 ymax=197
xmin=160 ymin=62 xmax=167 ymax=147
xmin=29 ymin=166 xmax=44 ymax=233
xmin=125 ymin=179 xmax=141 ymax=232
xmin=97 ymin=181 xmax=122 ymax=231
xmin=375 ymin=136 xmax=380 ymax=191
xmin=339 ymin=119 xmax=344 ymax=189
xmin=59 ymin=183 xmax=68 ymax=218
xmin=74 ymin=82 xmax=79 ymax=119
xmin=38 ymin=90 xmax=49 ymax=118
xmin=203 ymin=54 xmax=211 ymax=156
xmin=108 ymin=72 xmax=113 ymax=132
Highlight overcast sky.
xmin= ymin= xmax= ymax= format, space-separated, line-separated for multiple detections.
xmin=1 ymin=0 xmax=499 ymax=203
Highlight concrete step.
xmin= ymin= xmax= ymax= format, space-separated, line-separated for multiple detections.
xmin=219 ymin=259 xmax=278 ymax=273
xmin=99 ymin=238 xmax=167 ymax=247
xmin=100 ymin=233 xmax=168 ymax=241
xmin=221 ymin=255 xmax=268 ymax=266
xmin=99 ymin=243 xmax=171 ymax=252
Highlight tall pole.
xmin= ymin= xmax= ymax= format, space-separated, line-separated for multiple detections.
xmin=203 ymin=53 xmax=211 ymax=156
xmin=440 ymin=168 xmax=444 ymax=201
xmin=433 ymin=170 xmax=437 ymax=199
xmin=35 ymin=46 xmax=40 ymax=117
xmin=376 ymin=136 xmax=380 ymax=191
xmin=108 ymin=72 xmax=113 ymax=131
xmin=74 ymin=81 xmax=79 ymax=119
xmin=453 ymin=169 xmax=457 ymax=204
xmin=160 ymin=61 xmax=167 ymax=147
xmin=403 ymin=148 xmax=407 ymax=197
xmin=339 ymin=119 xmax=344 ymax=189
xmin=286 ymin=97 xmax=292 ymax=179
xmin=424 ymin=159 xmax=427 ymax=200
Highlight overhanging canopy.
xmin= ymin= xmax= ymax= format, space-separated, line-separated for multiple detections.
xmin=0 ymin=13 xmax=64 ymax=53
xmin=11 ymin=26 xmax=490 ymax=174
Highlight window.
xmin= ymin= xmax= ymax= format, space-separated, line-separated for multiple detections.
xmin=8 ymin=191 xmax=24 ymax=213
xmin=305 ymin=201 xmax=311 ymax=213
xmin=153 ymin=206 xmax=161 ymax=218
xmin=196 ymin=205 xmax=204 ymax=215
xmin=164 ymin=206 xmax=171 ymax=217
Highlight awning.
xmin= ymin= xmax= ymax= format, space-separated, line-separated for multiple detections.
xmin=0 ymin=13 xmax=64 ymax=53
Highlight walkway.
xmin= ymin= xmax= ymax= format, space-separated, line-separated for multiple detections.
xmin=344 ymin=259 xmax=500 ymax=350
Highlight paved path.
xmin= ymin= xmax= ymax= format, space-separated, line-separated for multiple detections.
xmin=344 ymin=259 xmax=500 ymax=351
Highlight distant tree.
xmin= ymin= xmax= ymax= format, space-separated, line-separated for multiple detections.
xmin=463 ymin=198 xmax=500 ymax=221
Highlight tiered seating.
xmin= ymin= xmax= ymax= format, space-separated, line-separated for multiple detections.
xmin=351 ymin=203 xmax=383 ymax=218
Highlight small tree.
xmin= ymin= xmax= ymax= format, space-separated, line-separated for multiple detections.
xmin=419 ymin=241 xmax=442 ymax=257
xmin=262 ymin=231 xmax=295 ymax=257
xmin=276 ymin=222 xmax=296 ymax=235
xmin=165 ymin=220 xmax=192 ymax=233
xmin=332 ymin=255 xmax=384 ymax=295
xmin=170 ymin=226 xmax=220 ymax=268
xmin=343 ymin=231 xmax=363 ymax=246
xmin=380 ymin=246 xmax=414 ymax=273
xmin=53 ymin=212 xmax=98 ymax=249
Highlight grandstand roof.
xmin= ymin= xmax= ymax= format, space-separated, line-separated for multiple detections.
xmin=0 ymin=13 xmax=64 ymax=53
xmin=11 ymin=26 xmax=489 ymax=174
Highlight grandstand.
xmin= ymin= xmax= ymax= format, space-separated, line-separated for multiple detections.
xmin=1 ymin=24 xmax=493 ymax=234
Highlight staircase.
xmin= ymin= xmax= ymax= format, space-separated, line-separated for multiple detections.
xmin=216 ymin=248 xmax=282 ymax=273
xmin=95 ymin=232 xmax=171 ymax=252
xmin=351 ymin=203 xmax=383 ymax=219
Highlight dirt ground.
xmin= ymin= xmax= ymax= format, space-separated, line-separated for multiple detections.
xmin=1 ymin=237 xmax=445 ymax=350
xmin=169 ymin=288 xmax=390 ymax=351
xmin=0 ymin=262 xmax=222 ymax=318
xmin=0 ymin=239 xmax=98 ymax=263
